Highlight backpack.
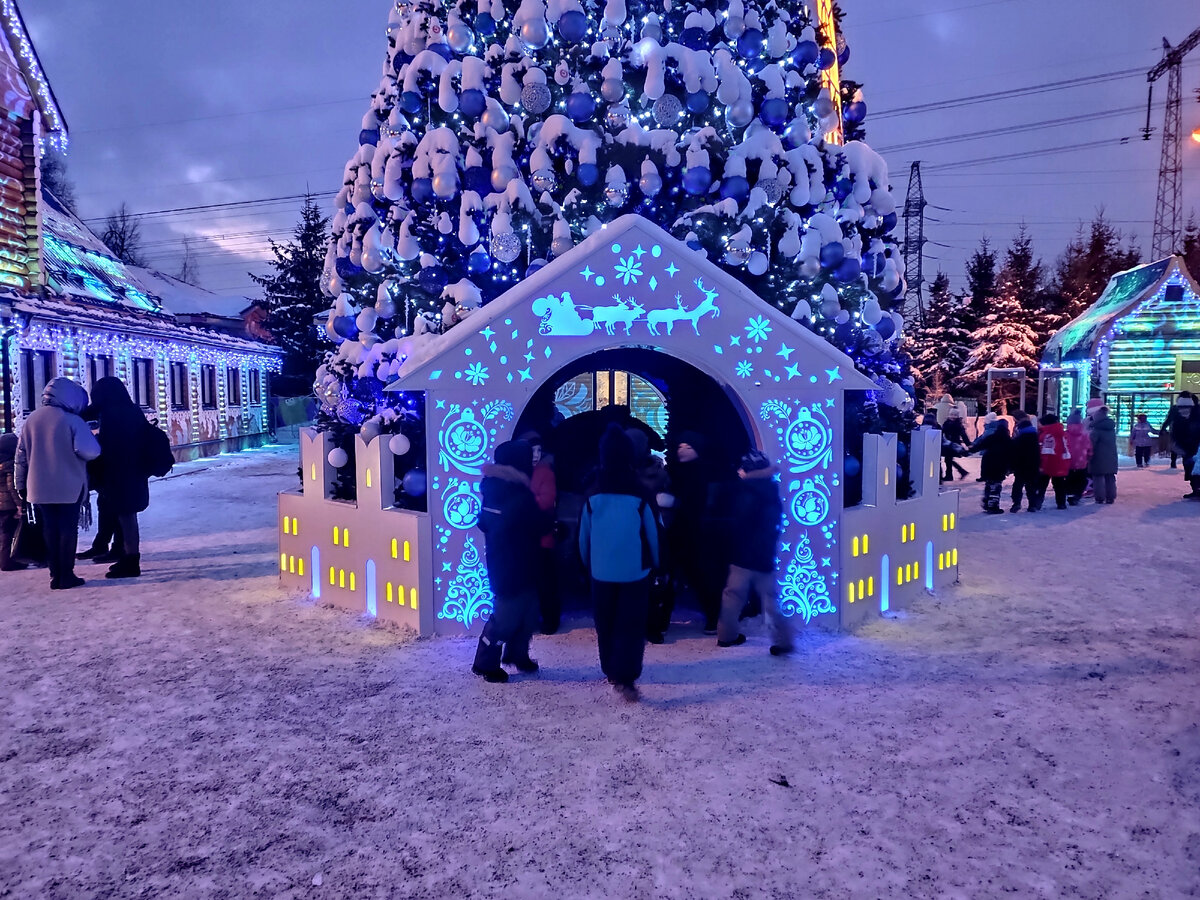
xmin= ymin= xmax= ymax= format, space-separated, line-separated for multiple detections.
xmin=143 ymin=419 xmax=175 ymax=478
xmin=584 ymin=496 xmax=656 ymax=571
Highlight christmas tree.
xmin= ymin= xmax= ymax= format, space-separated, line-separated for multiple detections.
xmin=316 ymin=0 xmax=907 ymax=429
xmin=906 ymin=271 xmax=971 ymax=401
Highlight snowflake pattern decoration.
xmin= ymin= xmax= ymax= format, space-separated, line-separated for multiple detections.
xmin=745 ymin=315 xmax=773 ymax=343
xmin=464 ymin=362 xmax=490 ymax=386
xmin=736 ymin=360 xmax=754 ymax=379
xmin=614 ymin=255 xmax=643 ymax=285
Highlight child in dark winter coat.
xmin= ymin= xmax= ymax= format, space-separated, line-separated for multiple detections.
xmin=472 ymin=440 xmax=551 ymax=683
xmin=0 ymin=433 xmax=26 ymax=571
xmin=1009 ymin=412 xmax=1041 ymax=512
xmin=1088 ymin=406 xmax=1119 ymax=505
xmin=970 ymin=418 xmax=1011 ymax=513
xmin=716 ymin=451 xmax=794 ymax=654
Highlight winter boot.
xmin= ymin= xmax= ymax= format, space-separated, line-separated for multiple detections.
xmin=93 ymin=549 xmax=121 ymax=564
xmin=105 ymin=555 xmax=141 ymax=579
xmin=471 ymin=665 xmax=509 ymax=683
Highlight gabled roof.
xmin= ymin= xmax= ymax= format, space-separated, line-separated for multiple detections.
xmin=1043 ymin=256 xmax=1194 ymax=364
xmin=389 ymin=214 xmax=876 ymax=392
xmin=129 ymin=266 xmax=253 ymax=321
xmin=0 ymin=0 xmax=67 ymax=148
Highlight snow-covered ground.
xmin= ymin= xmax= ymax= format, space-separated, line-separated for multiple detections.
xmin=2 ymin=447 xmax=1198 ymax=899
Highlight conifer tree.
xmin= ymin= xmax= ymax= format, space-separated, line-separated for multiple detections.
xmin=1047 ymin=212 xmax=1140 ymax=332
xmin=962 ymin=236 xmax=997 ymax=333
xmin=1179 ymin=214 xmax=1199 ymax=283
xmin=907 ymin=271 xmax=970 ymax=399
xmin=253 ymin=196 xmax=333 ymax=379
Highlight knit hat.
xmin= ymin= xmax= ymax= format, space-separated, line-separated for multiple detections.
xmin=599 ymin=423 xmax=635 ymax=470
xmin=1179 ymin=396 xmax=1196 ymax=408
xmin=1066 ymin=410 xmax=1083 ymax=425
xmin=0 ymin=432 xmax=16 ymax=464
xmin=984 ymin=412 xmax=998 ymax=424
xmin=739 ymin=450 xmax=773 ymax=473
xmin=493 ymin=440 xmax=533 ymax=477
xmin=624 ymin=427 xmax=650 ymax=461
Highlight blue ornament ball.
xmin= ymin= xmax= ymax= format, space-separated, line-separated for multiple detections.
xmin=459 ymin=88 xmax=487 ymax=117
xmin=795 ymin=40 xmax=820 ymax=67
xmin=557 ymin=10 xmax=588 ymax=43
xmin=565 ymin=92 xmax=595 ymax=122
xmin=862 ymin=252 xmax=885 ymax=278
xmin=820 ymin=241 xmax=846 ymax=268
xmin=335 ymin=256 xmax=363 ymax=279
xmin=844 ymin=455 xmax=862 ymax=478
xmin=720 ymin=175 xmax=750 ymax=201
xmin=838 ymin=39 xmax=851 ymax=66
xmin=760 ymin=97 xmax=788 ymax=127
xmin=402 ymin=468 xmax=427 ymax=497
xmin=834 ymin=256 xmax=861 ymax=283
xmin=833 ymin=321 xmax=856 ymax=344
xmin=468 ymin=251 xmax=491 ymax=274
xmin=686 ymin=238 xmax=703 ymax=252
xmin=680 ymin=27 xmax=705 ymax=50
xmin=430 ymin=43 xmax=454 ymax=61
xmin=411 ymin=177 xmax=435 ymax=204
xmin=686 ymin=91 xmax=710 ymax=114
xmin=400 ymin=91 xmax=422 ymax=114
xmin=358 ymin=128 xmax=380 ymax=146
xmin=844 ymin=100 xmax=867 ymax=124
xmin=736 ymin=28 xmax=764 ymax=58
xmin=819 ymin=47 xmax=836 ymax=70
xmin=684 ymin=166 xmax=711 ymax=196
xmin=475 ymin=12 xmax=496 ymax=35
xmin=881 ymin=212 xmax=898 ymax=232
xmin=464 ymin=166 xmax=491 ymax=194
xmin=875 ymin=315 xmax=896 ymax=339
xmin=332 ymin=316 xmax=359 ymax=340
xmin=834 ymin=177 xmax=853 ymax=200
xmin=577 ymin=162 xmax=600 ymax=186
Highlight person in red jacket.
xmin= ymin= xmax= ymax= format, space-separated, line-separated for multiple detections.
xmin=1035 ymin=413 xmax=1072 ymax=510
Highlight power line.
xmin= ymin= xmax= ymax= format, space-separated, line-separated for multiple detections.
xmin=80 ymin=191 xmax=335 ymax=224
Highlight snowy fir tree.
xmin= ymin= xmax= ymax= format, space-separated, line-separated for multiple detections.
xmin=961 ymin=236 xmax=997 ymax=334
xmin=1183 ymin=215 xmax=1200 ymax=282
xmin=1044 ymin=212 xmax=1140 ymax=335
xmin=906 ymin=271 xmax=971 ymax=400
xmin=315 ymin=0 xmax=909 ymax=430
xmin=253 ymin=197 xmax=335 ymax=382
xmin=956 ymin=234 xmax=1042 ymax=410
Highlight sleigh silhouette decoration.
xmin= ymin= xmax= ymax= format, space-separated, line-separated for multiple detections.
xmin=280 ymin=215 xmax=960 ymax=636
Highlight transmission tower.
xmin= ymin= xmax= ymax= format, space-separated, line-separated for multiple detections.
xmin=1145 ymin=26 xmax=1200 ymax=259
xmin=901 ymin=161 xmax=927 ymax=327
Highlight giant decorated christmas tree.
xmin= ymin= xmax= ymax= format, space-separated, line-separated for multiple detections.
xmin=316 ymin=0 xmax=909 ymax=431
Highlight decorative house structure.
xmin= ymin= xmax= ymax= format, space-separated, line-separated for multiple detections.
xmin=279 ymin=215 xmax=961 ymax=634
xmin=1041 ymin=256 xmax=1200 ymax=433
xmin=0 ymin=1 xmax=282 ymax=457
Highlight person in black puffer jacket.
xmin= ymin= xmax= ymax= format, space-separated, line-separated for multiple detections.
xmin=716 ymin=451 xmax=793 ymax=655
xmin=88 ymin=377 xmax=150 ymax=579
xmin=969 ymin=418 xmax=1011 ymax=514
xmin=1009 ymin=412 xmax=1040 ymax=512
xmin=472 ymin=440 xmax=551 ymax=682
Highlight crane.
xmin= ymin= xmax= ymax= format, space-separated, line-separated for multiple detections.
xmin=1144 ymin=26 xmax=1200 ymax=259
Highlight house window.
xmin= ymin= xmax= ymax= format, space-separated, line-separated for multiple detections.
xmin=226 ymin=367 xmax=242 ymax=406
xmin=132 ymin=358 xmax=155 ymax=409
xmin=170 ymin=362 xmax=190 ymax=410
xmin=86 ymin=354 xmax=113 ymax=390
xmin=249 ymin=368 xmax=262 ymax=405
xmin=200 ymin=365 xmax=217 ymax=409
xmin=20 ymin=349 xmax=55 ymax=413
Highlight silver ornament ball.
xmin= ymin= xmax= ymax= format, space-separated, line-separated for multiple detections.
xmin=605 ymin=106 xmax=630 ymax=130
xmin=490 ymin=231 xmax=523 ymax=264
xmin=653 ymin=94 xmax=683 ymax=126
xmin=530 ymin=168 xmax=557 ymax=193
xmin=728 ymin=98 xmax=755 ymax=127
xmin=601 ymin=78 xmax=625 ymax=103
xmin=520 ymin=83 xmax=552 ymax=115
xmin=520 ymin=19 xmax=549 ymax=49
xmin=604 ymin=181 xmax=630 ymax=208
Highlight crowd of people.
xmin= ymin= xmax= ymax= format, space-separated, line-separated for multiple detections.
xmin=932 ymin=391 xmax=1200 ymax=515
xmin=470 ymin=424 xmax=792 ymax=702
xmin=1 ymin=376 xmax=158 ymax=589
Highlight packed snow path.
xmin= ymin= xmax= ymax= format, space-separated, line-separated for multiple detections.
xmin=2 ymin=447 xmax=1198 ymax=898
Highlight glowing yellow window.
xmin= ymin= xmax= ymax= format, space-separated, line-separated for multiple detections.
xmin=910 ymin=523 xmax=916 ymax=539
xmin=386 ymin=583 xmax=394 ymax=604
xmin=938 ymin=553 xmax=945 ymax=571
xmin=283 ymin=518 xmax=291 ymax=536
xmin=896 ymin=568 xmax=903 ymax=587
xmin=847 ymin=584 xmax=856 ymax=604
xmin=862 ymin=534 xmax=869 ymax=554
xmin=329 ymin=567 xmax=335 ymax=586
xmin=338 ymin=569 xmax=346 ymax=589
xmin=410 ymin=588 xmax=418 ymax=609
xmin=914 ymin=561 xmax=919 ymax=580
xmin=288 ymin=556 xmax=295 ymax=574
xmin=857 ymin=578 xmax=864 ymax=599
xmin=343 ymin=528 xmax=350 ymax=548
xmin=403 ymin=541 xmax=411 ymax=562
xmin=391 ymin=538 xmax=398 ymax=559
xmin=942 ymin=514 xmax=948 ymax=532
xmin=298 ymin=558 xmax=304 ymax=577
xmin=906 ymin=563 xmax=913 ymax=582
xmin=950 ymin=513 xmax=956 ymax=530
xmin=952 ymin=548 xmax=958 ymax=565
xmin=310 ymin=464 xmax=317 ymax=481
xmin=279 ymin=552 xmax=287 ymax=571
xmin=884 ymin=468 xmax=890 ymax=486
xmin=867 ymin=576 xmax=874 ymax=596
xmin=349 ymin=572 xmax=356 ymax=592
xmin=366 ymin=469 xmax=373 ymax=488
xmin=333 ymin=527 xmax=340 ymax=546
xmin=292 ymin=518 xmax=299 ymax=535
xmin=852 ymin=536 xmax=860 ymax=557
xmin=397 ymin=584 xmax=405 ymax=607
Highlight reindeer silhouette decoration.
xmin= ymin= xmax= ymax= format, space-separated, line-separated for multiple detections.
xmin=646 ymin=278 xmax=722 ymax=335
xmin=589 ymin=295 xmax=646 ymax=335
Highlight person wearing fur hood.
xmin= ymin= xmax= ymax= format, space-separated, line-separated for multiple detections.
xmin=716 ymin=451 xmax=794 ymax=655
xmin=471 ymin=440 xmax=552 ymax=683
